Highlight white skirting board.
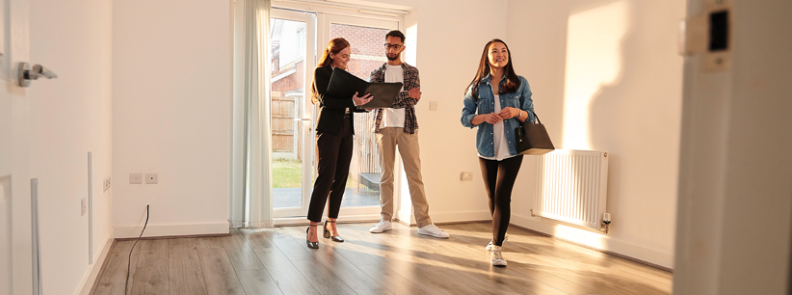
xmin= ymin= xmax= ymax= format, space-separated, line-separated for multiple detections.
xmin=114 ymin=221 xmax=230 ymax=239
xmin=76 ymin=229 xmax=114 ymax=295
xmin=397 ymin=210 xmax=491 ymax=226
xmin=511 ymin=214 xmax=674 ymax=269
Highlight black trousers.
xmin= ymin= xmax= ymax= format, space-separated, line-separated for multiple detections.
xmin=479 ymin=155 xmax=523 ymax=246
xmin=307 ymin=117 xmax=353 ymax=223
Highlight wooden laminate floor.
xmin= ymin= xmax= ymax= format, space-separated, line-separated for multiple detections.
xmin=91 ymin=222 xmax=672 ymax=295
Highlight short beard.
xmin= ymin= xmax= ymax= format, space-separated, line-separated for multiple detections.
xmin=387 ymin=53 xmax=400 ymax=61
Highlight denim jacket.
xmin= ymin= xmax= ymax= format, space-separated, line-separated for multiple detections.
xmin=460 ymin=74 xmax=535 ymax=158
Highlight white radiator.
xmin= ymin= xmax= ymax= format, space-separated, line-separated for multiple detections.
xmin=532 ymin=149 xmax=609 ymax=230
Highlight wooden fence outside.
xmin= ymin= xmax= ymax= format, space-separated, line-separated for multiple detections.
xmin=272 ymin=94 xmax=298 ymax=159
xmin=272 ymin=95 xmax=381 ymax=189
xmin=351 ymin=112 xmax=381 ymax=191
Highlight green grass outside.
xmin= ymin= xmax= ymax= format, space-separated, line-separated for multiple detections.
xmin=272 ymin=159 xmax=302 ymax=188
xmin=272 ymin=158 xmax=359 ymax=189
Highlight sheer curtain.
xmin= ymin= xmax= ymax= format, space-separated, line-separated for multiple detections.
xmin=231 ymin=0 xmax=272 ymax=229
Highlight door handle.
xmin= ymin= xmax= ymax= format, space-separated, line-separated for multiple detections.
xmin=18 ymin=62 xmax=58 ymax=87
xmin=294 ymin=118 xmax=312 ymax=131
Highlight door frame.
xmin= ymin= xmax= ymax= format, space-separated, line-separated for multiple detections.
xmin=269 ymin=5 xmax=404 ymax=221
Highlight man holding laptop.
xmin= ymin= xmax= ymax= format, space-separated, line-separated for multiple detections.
xmin=367 ymin=30 xmax=449 ymax=238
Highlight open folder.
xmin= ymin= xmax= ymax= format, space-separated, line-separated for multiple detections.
xmin=326 ymin=67 xmax=403 ymax=109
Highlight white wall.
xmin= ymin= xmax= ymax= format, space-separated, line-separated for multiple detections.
xmin=506 ymin=0 xmax=685 ymax=268
xmin=112 ymin=0 xmax=231 ymax=237
xmin=29 ymin=0 xmax=113 ymax=293
xmin=673 ymin=0 xmax=792 ymax=294
xmin=412 ymin=0 xmax=511 ymax=223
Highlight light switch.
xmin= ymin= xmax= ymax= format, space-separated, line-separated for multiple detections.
xmin=145 ymin=173 xmax=158 ymax=184
xmin=460 ymin=172 xmax=473 ymax=181
xmin=129 ymin=173 xmax=142 ymax=184
xmin=429 ymin=101 xmax=438 ymax=111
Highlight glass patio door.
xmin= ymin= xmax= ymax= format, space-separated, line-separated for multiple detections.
xmin=270 ymin=9 xmax=316 ymax=218
xmin=269 ymin=8 xmax=401 ymax=219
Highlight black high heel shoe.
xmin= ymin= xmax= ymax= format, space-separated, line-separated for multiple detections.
xmin=323 ymin=220 xmax=345 ymax=243
xmin=306 ymin=225 xmax=319 ymax=249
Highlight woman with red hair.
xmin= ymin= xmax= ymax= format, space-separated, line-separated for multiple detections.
xmin=305 ymin=38 xmax=372 ymax=249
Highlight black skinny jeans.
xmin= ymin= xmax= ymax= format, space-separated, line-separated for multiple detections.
xmin=307 ymin=117 xmax=353 ymax=223
xmin=479 ymin=155 xmax=523 ymax=246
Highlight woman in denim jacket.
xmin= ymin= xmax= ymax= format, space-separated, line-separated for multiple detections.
xmin=461 ymin=39 xmax=534 ymax=266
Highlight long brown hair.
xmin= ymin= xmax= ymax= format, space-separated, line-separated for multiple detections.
xmin=311 ymin=38 xmax=350 ymax=104
xmin=464 ymin=39 xmax=520 ymax=100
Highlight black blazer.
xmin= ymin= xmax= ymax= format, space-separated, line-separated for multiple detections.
xmin=312 ymin=66 xmax=367 ymax=135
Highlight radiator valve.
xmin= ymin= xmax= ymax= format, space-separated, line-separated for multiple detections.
xmin=602 ymin=213 xmax=612 ymax=234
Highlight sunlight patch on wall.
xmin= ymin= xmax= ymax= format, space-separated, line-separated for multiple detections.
xmin=562 ymin=1 xmax=630 ymax=150
xmin=406 ymin=24 xmax=418 ymax=66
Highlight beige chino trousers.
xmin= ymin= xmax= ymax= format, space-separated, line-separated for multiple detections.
xmin=377 ymin=127 xmax=432 ymax=227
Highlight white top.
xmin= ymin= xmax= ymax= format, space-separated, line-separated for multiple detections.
xmin=479 ymin=94 xmax=516 ymax=161
xmin=380 ymin=64 xmax=406 ymax=128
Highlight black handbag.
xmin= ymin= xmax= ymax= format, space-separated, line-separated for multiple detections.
xmin=515 ymin=113 xmax=555 ymax=155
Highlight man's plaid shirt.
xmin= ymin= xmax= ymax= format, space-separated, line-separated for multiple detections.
xmin=369 ymin=63 xmax=420 ymax=134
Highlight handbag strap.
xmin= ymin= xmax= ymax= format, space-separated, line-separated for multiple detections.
xmin=516 ymin=112 xmax=539 ymax=140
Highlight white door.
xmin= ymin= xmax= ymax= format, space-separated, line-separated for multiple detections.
xmin=0 ymin=0 xmax=33 ymax=294
xmin=270 ymin=9 xmax=317 ymax=218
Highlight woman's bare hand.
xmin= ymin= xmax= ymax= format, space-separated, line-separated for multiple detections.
xmin=499 ymin=107 xmax=520 ymax=119
xmin=353 ymin=92 xmax=373 ymax=106
xmin=485 ymin=113 xmax=503 ymax=124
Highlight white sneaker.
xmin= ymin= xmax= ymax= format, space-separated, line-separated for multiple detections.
xmin=417 ymin=224 xmax=450 ymax=238
xmin=485 ymin=233 xmax=509 ymax=251
xmin=369 ymin=220 xmax=392 ymax=233
xmin=490 ymin=245 xmax=507 ymax=266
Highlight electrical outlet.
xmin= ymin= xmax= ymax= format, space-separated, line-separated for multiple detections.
xmin=81 ymin=198 xmax=86 ymax=216
xmin=145 ymin=173 xmax=158 ymax=184
xmin=130 ymin=173 xmax=142 ymax=184
xmin=460 ymin=172 xmax=473 ymax=181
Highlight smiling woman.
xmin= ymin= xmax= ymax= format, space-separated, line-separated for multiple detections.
xmin=461 ymin=38 xmax=535 ymax=267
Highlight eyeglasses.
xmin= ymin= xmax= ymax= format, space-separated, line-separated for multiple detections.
xmin=384 ymin=43 xmax=403 ymax=50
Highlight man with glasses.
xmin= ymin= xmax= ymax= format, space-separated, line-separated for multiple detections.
xmin=368 ymin=30 xmax=449 ymax=238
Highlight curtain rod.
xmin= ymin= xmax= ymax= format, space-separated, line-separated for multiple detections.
xmin=272 ymin=0 xmax=410 ymax=16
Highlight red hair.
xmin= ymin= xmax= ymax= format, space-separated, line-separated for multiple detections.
xmin=311 ymin=38 xmax=350 ymax=104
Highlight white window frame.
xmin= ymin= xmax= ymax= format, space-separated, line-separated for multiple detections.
xmin=270 ymin=2 xmax=406 ymax=223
